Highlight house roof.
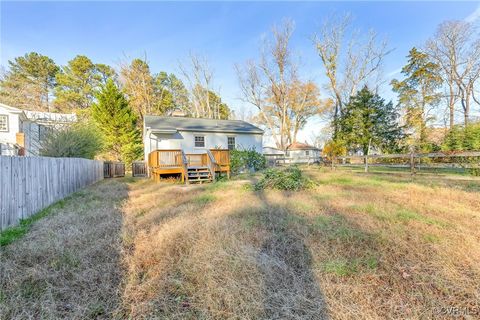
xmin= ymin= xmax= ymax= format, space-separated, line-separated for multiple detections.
xmin=0 ymin=103 xmax=23 ymax=114
xmin=263 ymin=146 xmax=285 ymax=155
xmin=144 ymin=116 xmax=264 ymax=134
xmin=287 ymin=142 xmax=320 ymax=151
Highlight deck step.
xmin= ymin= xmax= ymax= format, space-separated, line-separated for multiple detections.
xmin=186 ymin=166 xmax=213 ymax=184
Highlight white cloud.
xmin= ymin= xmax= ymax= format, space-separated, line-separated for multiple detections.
xmin=465 ymin=3 xmax=480 ymax=23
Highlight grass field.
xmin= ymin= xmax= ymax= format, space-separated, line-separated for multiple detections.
xmin=1 ymin=168 xmax=479 ymax=319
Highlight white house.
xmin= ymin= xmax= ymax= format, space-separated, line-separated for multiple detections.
xmin=286 ymin=142 xmax=322 ymax=164
xmin=262 ymin=142 xmax=322 ymax=165
xmin=143 ymin=115 xmax=263 ymax=160
xmin=0 ymin=103 xmax=76 ymax=156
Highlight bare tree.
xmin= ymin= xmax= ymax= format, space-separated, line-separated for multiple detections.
xmin=179 ymin=53 xmax=218 ymax=118
xmin=119 ymin=56 xmax=155 ymax=126
xmin=426 ymin=20 xmax=480 ymax=126
xmin=237 ymin=20 xmax=321 ymax=150
xmin=312 ymin=14 xmax=390 ymax=134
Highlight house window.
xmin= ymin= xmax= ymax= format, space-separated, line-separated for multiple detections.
xmin=38 ymin=125 xmax=50 ymax=141
xmin=0 ymin=115 xmax=8 ymax=132
xmin=305 ymin=150 xmax=310 ymax=156
xmin=227 ymin=137 xmax=236 ymax=150
xmin=194 ymin=136 xmax=205 ymax=148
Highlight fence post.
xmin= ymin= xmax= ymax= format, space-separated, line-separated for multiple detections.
xmin=410 ymin=151 xmax=416 ymax=175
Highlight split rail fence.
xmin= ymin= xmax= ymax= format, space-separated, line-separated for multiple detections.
xmin=0 ymin=156 xmax=104 ymax=231
xmin=332 ymin=151 xmax=480 ymax=174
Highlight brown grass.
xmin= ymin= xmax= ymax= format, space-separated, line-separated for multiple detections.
xmin=0 ymin=179 xmax=129 ymax=319
xmin=1 ymin=169 xmax=479 ymax=319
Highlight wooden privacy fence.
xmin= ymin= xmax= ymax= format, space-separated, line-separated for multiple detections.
xmin=0 ymin=156 xmax=103 ymax=231
xmin=132 ymin=161 xmax=147 ymax=177
xmin=104 ymin=161 xmax=125 ymax=178
xmin=333 ymin=151 xmax=480 ymax=173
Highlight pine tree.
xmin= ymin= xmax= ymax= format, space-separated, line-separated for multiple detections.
xmin=91 ymin=79 xmax=142 ymax=164
xmin=391 ymin=47 xmax=442 ymax=150
xmin=337 ymin=86 xmax=403 ymax=154
xmin=0 ymin=52 xmax=59 ymax=111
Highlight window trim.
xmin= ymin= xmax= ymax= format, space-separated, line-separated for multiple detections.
xmin=0 ymin=114 xmax=9 ymax=132
xmin=227 ymin=136 xmax=236 ymax=150
xmin=194 ymin=135 xmax=206 ymax=148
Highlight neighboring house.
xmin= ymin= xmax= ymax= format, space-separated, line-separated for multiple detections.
xmin=263 ymin=142 xmax=322 ymax=165
xmin=0 ymin=103 xmax=76 ymax=156
xmin=263 ymin=146 xmax=286 ymax=166
xmin=285 ymin=142 xmax=322 ymax=164
xmin=143 ymin=115 xmax=264 ymax=160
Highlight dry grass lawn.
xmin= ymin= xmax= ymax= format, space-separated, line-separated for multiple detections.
xmin=1 ymin=168 xmax=479 ymax=319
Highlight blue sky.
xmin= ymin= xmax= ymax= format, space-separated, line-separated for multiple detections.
xmin=1 ymin=1 xmax=479 ymax=142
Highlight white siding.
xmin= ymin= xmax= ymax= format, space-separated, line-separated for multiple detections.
xmin=144 ymin=130 xmax=263 ymax=159
xmin=286 ymin=149 xmax=321 ymax=164
xmin=0 ymin=107 xmax=21 ymax=144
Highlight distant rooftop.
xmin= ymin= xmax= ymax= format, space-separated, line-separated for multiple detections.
xmin=144 ymin=116 xmax=263 ymax=134
xmin=287 ymin=142 xmax=320 ymax=151
xmin=0 ymin=103 xmax=77 ymax=123
xmin=24 ymin=110 xmax=76 ymax=123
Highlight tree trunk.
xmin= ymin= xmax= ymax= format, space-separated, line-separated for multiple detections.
xmin=449 ymin=85 xmax=455 ymax=128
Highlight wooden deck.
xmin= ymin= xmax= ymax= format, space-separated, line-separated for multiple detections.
xmin=147 ymin=149 xmax=230 ymax=183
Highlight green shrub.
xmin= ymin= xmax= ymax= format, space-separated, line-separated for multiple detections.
xmin=441 ymin=122 xmax=480 ymax=176
xmin=230 ymin=148 xmax=266 ymax=174
xmin=40 ymin=122 xmax=103 ymax=159
xmin=254 ymin=166 xmax=315 ymax=191
xmin=442 ymin=122 xmax=480 ymax=151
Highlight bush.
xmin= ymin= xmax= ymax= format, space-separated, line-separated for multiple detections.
xmin=322 ymin=140 xmax=346 ymax=162
xmin=230 ymin=148 xmax=266 ymax=174
xmin=40 ymin=122 xmax=103 ymax=159
xmin=254 ymin=166 xmax=315 ymax=191
xmin=442 ymin=122 xmax=480 ymax=151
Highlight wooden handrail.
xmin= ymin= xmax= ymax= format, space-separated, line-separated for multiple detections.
xmin=181 ymin=150 xmax=189 ymax=184
xmin=206 ymin=150 xmax=217 ymax=182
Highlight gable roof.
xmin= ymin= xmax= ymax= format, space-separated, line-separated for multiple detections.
xmin=144 ymin=116 xmax=264 ymax=134
xmin=287 ymin=142 xmax=320 ymax=151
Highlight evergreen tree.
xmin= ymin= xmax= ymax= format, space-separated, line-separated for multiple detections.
xmin=337 ymin=87 xmax=403 ymax=154
xmin=0 ymin=52 xmax=59 ymax=111
xmin=55 ymin=55 xmax=115 ymax=112
xmin=155 ymin=71 xmax=189 ymax=114
xmin=442 ymin=122 xmax=480 ymax=151
xmin=91 ymin=79 xmax=142 ymax=164
xmin=391 ymin=47 xmax=442 ymax=150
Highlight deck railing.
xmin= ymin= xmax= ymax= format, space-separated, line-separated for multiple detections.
xmin=148 ymin=149 xmax=183 ymax=168
xmin=210 ymin=149 xmax=230 ymax=166
xmin=147 ymin=149 xmax=231 ymax=181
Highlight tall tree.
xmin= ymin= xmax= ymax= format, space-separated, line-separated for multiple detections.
xmin=55 ymin=55 xmax=102 ymax=111
xmin=120 ymin=58 xmax=155 ymax=125
xmin=154 ymin=71 xmax=189 ymax=114
xmin=391 ymin=48 xmax=442 ymax=149
xmin=287 ymin=80 xmax=329 ymax=143
xmin=208 ymin=90 xmax=231 ymax=120
xmin=426 ymin=20 xmax=480 ymax=126
xmin=179 ymin=53 xmax=218 ymax=118
xmin=0 ymin=52 xmax=59 ymax=111
xmin=312 ymin=14 xmax=390 ymax=135
xmin=91 ymin=79 xmax=142 ymax=164
xmin=238 ymin=21 xmax=327 ymax=149
xmin=338 ymin=87 xmax=403 ymax=155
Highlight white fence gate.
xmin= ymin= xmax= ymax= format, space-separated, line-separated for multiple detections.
xmin=0 ymin=156 xmax=104 ymax=231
